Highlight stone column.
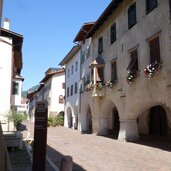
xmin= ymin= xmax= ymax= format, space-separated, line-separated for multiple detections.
xmin=118 ymin=119 xmax=139 ymax=142
xmin=92 ymin=97 xmax=103 ymax=135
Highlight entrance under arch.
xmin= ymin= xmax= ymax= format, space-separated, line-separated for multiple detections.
xmin=149 ymin=106 xmax=168 ymax=136
xmin=108 ymin=107 xmax=120 ymax=138
xmin=86 ymin=107 xmax=92 ymax=133
xmin=138 ymin=105 xmax=169 ymax=137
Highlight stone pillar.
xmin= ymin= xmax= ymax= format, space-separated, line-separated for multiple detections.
xmin=92 ymin=97 xmax=102 ymax=135
xmin=72 ymin=116 xmax=78 ymax=129
xmin=60 ymin=156 xmax=73 ymax=171
xmin=118 ymin=119 xmax=139 ymax=142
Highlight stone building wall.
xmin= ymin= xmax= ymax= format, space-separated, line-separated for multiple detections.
xmin=80 ymin=0 xmax=171 ymax=141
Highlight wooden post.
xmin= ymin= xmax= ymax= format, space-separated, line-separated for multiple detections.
xmin=32 ymin=101 xmax=48 ymax=171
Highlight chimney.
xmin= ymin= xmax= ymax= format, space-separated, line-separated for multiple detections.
xmin=3 ymin=18 xmax=10 ymax=30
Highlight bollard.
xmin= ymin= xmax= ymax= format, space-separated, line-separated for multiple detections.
xmin=60 ymin=156 xmax=73 ymax=171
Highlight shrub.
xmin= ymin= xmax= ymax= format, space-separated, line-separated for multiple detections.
xmin=7 ymin=111 xmax=27 ymax=130
xmin=47 ymin=115 xmax=64 ymax=127
xmin=55 ymin=115 xmax=64 ymax=126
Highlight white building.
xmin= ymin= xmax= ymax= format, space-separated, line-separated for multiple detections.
xmin=28 ymin=68 xmax=65 ymax=122
xmin=27 ymin=90 xmax=38 ymax=122
xmin=0 ymin=19 xmax=23 ymax=131
xmin=59 ymin=45 xmax=81 ymax=129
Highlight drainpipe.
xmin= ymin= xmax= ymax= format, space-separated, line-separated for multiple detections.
xmin=169 ymin=0 xmax=171 ymax=20
xmin=0 ymin=0 xmax=3 ymax=35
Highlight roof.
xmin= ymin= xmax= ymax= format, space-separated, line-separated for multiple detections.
xmin=89 ymin=54 xmax=105 ymax=68
xmin=40 ymin=68 xmax=64 ymax=84
xmin=85 ymin=0 xmax=123 ymax=39
xmin=14 ymin=73 xmax=24 ymax=81
xmin=1 ymin=28 xmax=23 ymax=74
xmin=59 ymin=45 xmax=80 ymax=65
xmin=45 ymin=68 xmax=64 ymax=75
xmin=73 ymin=22 xmax=95 ymax=42
xmin=27 ymin=91 xmax=37 ymax=99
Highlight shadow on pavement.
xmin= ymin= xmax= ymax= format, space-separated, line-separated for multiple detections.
xmin=135 ymin=134 xmax=171 ymax=152
xmin=46 ymin=145 xmax=86 ymax=171
xmin=100 ymin=133 xmax=171 ymax=152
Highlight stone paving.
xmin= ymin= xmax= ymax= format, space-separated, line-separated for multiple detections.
xmin=24 ymin=121 xmax=171 ymax=171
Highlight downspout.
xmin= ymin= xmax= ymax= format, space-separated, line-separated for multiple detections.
xmin=10 ymin=50 xmax=14 ymax=111
xmin=79 ymin=47 xmax=82 ymax=131
xmin=0 ymin=0 xmax=3 ymax=35
xmin=169 ymin=0 xmax=171 ymax=20
xmin=74 ymin=41 xmax=82 ymax=132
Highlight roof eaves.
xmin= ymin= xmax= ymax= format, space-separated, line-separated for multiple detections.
xmin=59 ymin=45 xmax=80 ymax=66
xmin=73 ymin=22 xmax=95 ymax=42
xmin=85 ymin=0 xmax=123 ymax=39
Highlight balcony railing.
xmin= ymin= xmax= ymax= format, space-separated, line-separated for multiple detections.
xmin=85 ymin=82 xmax=105 ymax=97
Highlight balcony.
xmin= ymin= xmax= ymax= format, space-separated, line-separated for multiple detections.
xmin=85 ymin=82 xmax=105 ymax=97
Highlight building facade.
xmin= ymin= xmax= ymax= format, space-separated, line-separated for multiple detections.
xmin=27 ymin=68 xmax=65 ymax=122
xmin=59 ymin=45 xmax=80 ymax=129
xmin=0 ymin=19 xmax=23 ymax=131
xmin=77 ymin=0 xmax=171 ymax=141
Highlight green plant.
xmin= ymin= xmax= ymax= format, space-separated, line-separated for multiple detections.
xmin=55 ymin=115 xmax=64 ymax=126
xmin=48 ymin=116 xmax=56 ymax=127
xmin=47 ymin=115 xmax=64 ymax=127
xmin=7 ymin=111 xmax=27 ymax=129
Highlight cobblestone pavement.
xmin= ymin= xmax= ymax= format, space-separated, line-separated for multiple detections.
xmin=24 ymin=121 xmax=171 ymax=171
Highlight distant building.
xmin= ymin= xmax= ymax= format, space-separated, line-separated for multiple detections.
xmin=0 ymin=18 xmax=24 ymax=131
xmin=27 ymin=68 xmax=65 ymax=122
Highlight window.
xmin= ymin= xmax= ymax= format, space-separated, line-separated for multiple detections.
xmin=146 ymin=0 xmax=157 ymax=14
xmin=71 ymin=65 xmax=74 ymax=75
xmin=111 ymin=60 xmax=117 ymax=81
xmin=98 ymin=37 xmax=103 ymax=54
xmin=127 ymin=49 xmax=139 ymax=72
xmin=149 ymin=36 xmax=160 ymax=63
xmin=86 ymin=46 xmax=90 ymax=59
xmin=67 ymin=87 xmax=69 ymax=97
xmin=67 ymin=69 xmax=70 ymax=78
xmin=110 ymin=23 xmax=116 ymax=44
xmin=97 ymin=67 xmax=104 ymax=82
xmin=70 ymin=85 xmax=73 ymax=96
xmin=81 ymin=51 xmax=85 ymax=64
xmin=75 ymin=61 xmax=78 ymax=72
xmin=62 ymin=83 xmax=65 ymax=89
xmin=128 ymin=3 xmax=137 ymax=29
xmin=59 ymin=95 xmax=64 ymax=104
xmin=75 ymin=82 xmax=77 ymax=94
xmin=12 ymin=81 xmax=19 ymax=95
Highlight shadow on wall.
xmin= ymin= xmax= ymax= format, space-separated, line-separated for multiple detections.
xmin=46 ymin=145 xmax=86 ymax=171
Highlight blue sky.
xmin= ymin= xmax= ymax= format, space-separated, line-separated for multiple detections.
xmin=2 ymin=0 xmax=111 ymax=91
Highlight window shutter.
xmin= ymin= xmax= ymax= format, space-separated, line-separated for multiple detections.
xmin=127 ymin=49 xmax=138 ymax=71
xmin=128 ymin=3 xmax=137 ymax=29
xmin=149 ymin=36 xmax=160 ymax=63
xmin=110 ymin=23 xmax=116 ymax=44
xmin=111 ymin=61 xmax=117 ymax=81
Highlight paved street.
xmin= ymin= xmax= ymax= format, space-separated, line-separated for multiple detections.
xmin=24 ymin=121 xmax=171 ymax=171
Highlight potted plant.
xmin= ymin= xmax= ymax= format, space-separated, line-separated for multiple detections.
xmin=144 ymin=61 xmax=162 ymax=78
xmin=85 ymin=82 xmax=94 ymax=91
xmin=126 ymin=70 xmax=137 ymax=84
xmin=106 ymin=80 xmax=117 ymax=89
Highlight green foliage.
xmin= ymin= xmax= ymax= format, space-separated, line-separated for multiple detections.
xmin=47 ymin=115 xmax=64 ymax=127
xmin=7 ymin=111 xmax=27 ymax=128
